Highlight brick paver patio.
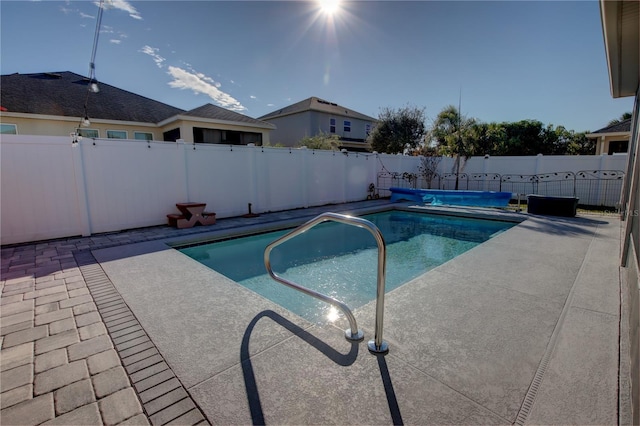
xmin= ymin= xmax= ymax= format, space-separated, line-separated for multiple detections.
xmin=0 ymin=219 xmax=259 ymax=424
xmin=1 ymin=237 xmax=158 ymax=425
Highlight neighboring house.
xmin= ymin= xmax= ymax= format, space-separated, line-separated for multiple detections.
xmin=586 ymin=118 xmax=631 ymax=154
xmin=0 ymin=71 xmax=275 ymax=145
xmin=258 ymin=97 xmax=376 ymax=151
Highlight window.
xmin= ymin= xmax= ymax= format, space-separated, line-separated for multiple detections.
xmin=193 ymin=127 xmax=222 ymax=143
xmin=163 ymin=128 xmax=181 ymax=142
xmin=77 ymin=128 xmax=99 ymax=138
xmin=134 ymin=132 xmax=153 ymax=141
xmin=608 ymin=140 xmax=629 ymax=155
xmin=344 ymin=120 xmax=351 ymax=133
xmin=365 ymin=123 xmax=371 ymax=136
xmin=241 ymin=132 xmax=262 ymax=145
xmin=1 ymin=124 xmax=17 ymax=134
xmin=193 ymin=127 xmax=262 ymax=145
xmin=107 ymin=130 xmax=128 ymax=139
xmin=329 ymin=118 xmax=336 ymax=133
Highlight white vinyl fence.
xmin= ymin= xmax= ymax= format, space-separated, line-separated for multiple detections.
xmin=0 ymin=135 xmax=628 ymax=245
xmin=378 ymin=154 xmax=628 ymax=207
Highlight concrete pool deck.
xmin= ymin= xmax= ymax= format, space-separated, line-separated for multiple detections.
xmin=0 ymin=199 xmax=629 ymax=425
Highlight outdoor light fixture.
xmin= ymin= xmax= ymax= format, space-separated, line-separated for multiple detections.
xmin=78 ymin=0 xmax=103 ymax=133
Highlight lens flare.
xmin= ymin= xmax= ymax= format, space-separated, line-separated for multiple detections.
xmin=319 ymin=0 xmax=340 ymax=15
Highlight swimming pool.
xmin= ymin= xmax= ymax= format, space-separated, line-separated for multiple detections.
xmin=179 ymin=210 xmax=514 ymax=323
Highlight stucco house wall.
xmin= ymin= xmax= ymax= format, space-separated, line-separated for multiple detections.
xmin=309 ymin=110 xmax=372 ymax=141
xmin=0 ymin=112 xmax=273 ymax=145
xmin=593 ymin=133 xmax=630 ymax=155
xmin=2 ymin=113 xmax=162 ymax=140
xmin=266 ymin=110 xmax=373 ymax=148
xmin=259 ymin=97 xmax=376 ymax=150
xmin=159 ymin=118 xmax=272 ymax=145
xmin=264 ymin=112 xmax=312 ymax=146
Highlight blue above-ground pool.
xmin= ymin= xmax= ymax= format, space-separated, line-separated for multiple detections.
xmin=390 ymin=187 xmax=512 ymax=207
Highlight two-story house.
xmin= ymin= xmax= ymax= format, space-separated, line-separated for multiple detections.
xmin=258 ymin=97 xmax=377 ymax=151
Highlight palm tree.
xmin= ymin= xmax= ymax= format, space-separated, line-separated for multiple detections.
xmin=431 ymin=105 xmax=476 ymax=189
xmin=608 ymin=112 xmax=633 ymax=126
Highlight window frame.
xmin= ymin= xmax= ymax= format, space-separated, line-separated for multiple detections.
xmin=134 ymin=131 xmax=154 ymax=141
xmin=343 ymin=120 xmax=351 ymax=133
xmin=77 ymin=128 xmax=99 ymax=138
xmin=106 ymin=130 xmax=128 ymax=139
xmin=0 ymin=123 xmax=17 ymax=134
xmin=329 ymin=118 xmax=336 ymax=134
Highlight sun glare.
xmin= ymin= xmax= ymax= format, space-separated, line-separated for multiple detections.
xmin=326 ymin=306 xmax=340 ymax=322
xmin=319 ymin=0 xmax=341 ymax=15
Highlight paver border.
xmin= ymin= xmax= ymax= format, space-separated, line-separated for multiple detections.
xmin=74 ymin=251 xmax=210 ymax=426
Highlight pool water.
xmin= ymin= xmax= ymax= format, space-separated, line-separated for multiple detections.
xmin=179 ymin=211 xmax=514 ymax=323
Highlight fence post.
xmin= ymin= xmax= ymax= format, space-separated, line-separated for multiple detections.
xmin=597 ymin=154 xmax=607 ymax=206
xmin=370 ymin=152 xmax=378 ymax=194
xmin=177 ymin=139 xmax=190 ymax=202
xmin=483 ymin=154 xmax=490 ymax=190
xmin=301 ymin=147 xmax=310 ymax=208
xmin=534 ymin=153 xmax=544 ymax=175
xmin=247 ymin=143 xmax=261 ymax=211
xmin=533 ymin=154 xmax=545 ymax=194
xmin=71 ymin=139 xmax=92 ymax=237
xmin=342 ymin=149 xmax=349 ymax=203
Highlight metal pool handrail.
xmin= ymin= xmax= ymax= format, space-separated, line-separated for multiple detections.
xmin=263 ymin=212 xmax=389 ymax=354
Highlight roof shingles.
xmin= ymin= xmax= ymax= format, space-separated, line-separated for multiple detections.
xmin=591 ymin=118 xmax=632 ymax=134
xmin=1 ymin=72 xmax=184 ymax=123
xmin=1 ymin=72 xmax=272 ymax=128
xmin=183 ymin=104 xmax=274 ymax=127
xmin=258 ymin=97 xmax=376 ymax=122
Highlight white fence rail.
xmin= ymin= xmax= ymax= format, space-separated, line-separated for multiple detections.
xmin=0 ymin=135 xmax=629 ymax=245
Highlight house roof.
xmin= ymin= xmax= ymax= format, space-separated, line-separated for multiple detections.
xmin=590 ymin=118 xmax=632 ymax=134
xmin=1 ymin=71 xmax=184 ymax=123
xmin=181 ymin=103 xmax=275 ymax=128
xmin=258 ymin=97 xmax=376 ymax=122
xmin=0 ymin=71 xmax=272 ymax=129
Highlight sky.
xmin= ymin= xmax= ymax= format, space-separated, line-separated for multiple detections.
xmin=0 ymin=0 xmax=634 ymax=132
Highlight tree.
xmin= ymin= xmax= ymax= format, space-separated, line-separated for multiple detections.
xmin=367 ymin=105 xmax=426 ymax=154
xmin=297 ymin=132 xmax=340 ymax=150
xmin=418 ymin=152 xmax=442 ymax=189
xmin=498 ymin=120 xmax=547 ymax=155
xmin=608 ymin=112 xmax=633 ymax=126
xmin=428 ymin=105 xmax=600 ymax=156
xmin=564 ymin=131 xmax=594 ymax=155
xmin=431 ymin=105 xmax=477 ymax=188
xmin=467 ymin=122 xmax=506 ymax=156
xmin=409 ymin=141 xmax=438 ymax=156
xmin=431 ymin=105 xmax=477 ymax=157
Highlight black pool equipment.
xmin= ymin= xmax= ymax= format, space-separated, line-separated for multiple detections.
xmin=527 ymin=195 xmax=579 ymax=217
